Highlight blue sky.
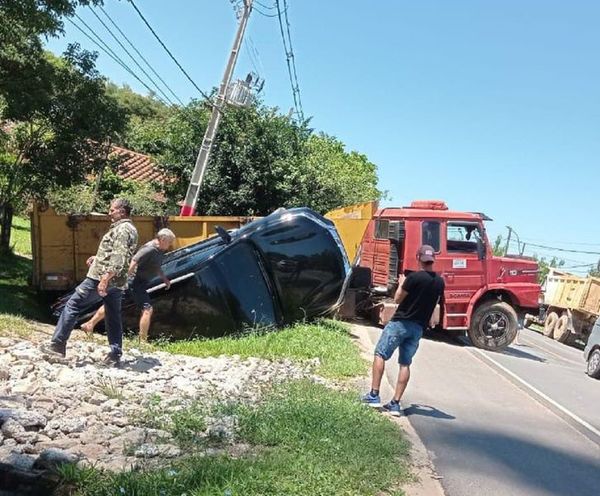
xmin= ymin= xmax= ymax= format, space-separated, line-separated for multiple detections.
xmin=45 ymin=0 xmax=600 ymax=273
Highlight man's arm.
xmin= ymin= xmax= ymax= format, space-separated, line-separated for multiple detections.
xmin=393 ymin=284 xmax=409 ymax=305
xmin=128 ymin=259 xmax=138 ymax=277
xmin=159 ymin=269 xmax=171 ymax=289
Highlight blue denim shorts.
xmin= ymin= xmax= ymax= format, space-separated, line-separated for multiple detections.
xmin=374 ymin=319 xmax=423 ymax=365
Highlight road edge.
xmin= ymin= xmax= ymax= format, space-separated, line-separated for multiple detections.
xmin=350 ymin=322 xmax=446 ymax=496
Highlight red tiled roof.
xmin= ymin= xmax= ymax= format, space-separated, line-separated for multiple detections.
xmin=111 ymin=145 xmax=167 ymax=184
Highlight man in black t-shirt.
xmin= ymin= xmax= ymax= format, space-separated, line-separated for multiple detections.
xmin=81 ymin=228 xmax=176 ymax=342
xmin=362 ymin=245 xmax=445 ymax=416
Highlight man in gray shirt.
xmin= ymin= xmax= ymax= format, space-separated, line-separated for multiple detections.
xmin=81 ymin=228 xmax=176 ymax=341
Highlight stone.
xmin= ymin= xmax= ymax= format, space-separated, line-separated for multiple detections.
xmin=76 ymin=443 xmax=107 ymax=461
xmin=0 ymin=338 xmax=15 ymax=348
xmin=0 ymin=367 xmax=9 ymax=381
xmin=134 ymin=443 xmax=160 ymax=458
xmin=11 ymin=378 xmax=40 ymax=395
xmin=0 ymin=408 xmax=47 ymax=429
xmin=33 ymin=448 xmax=79 ymax=471
xmin=47 ymin=417 xmax=86 ymax=435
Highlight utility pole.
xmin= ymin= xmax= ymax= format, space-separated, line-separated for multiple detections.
xmin=180 ymin=0 xmax=253 ymax=216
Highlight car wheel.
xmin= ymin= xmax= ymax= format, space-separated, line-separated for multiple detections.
xmin=554 ymin=315 xmax=571 ymax=343
xmin=468 ymin=301 xmax=518 ymax=351
xmin=544 ymin=312 xmax=559 ymax=338
xmin=587 ymin=349 xmax=600 ymax=379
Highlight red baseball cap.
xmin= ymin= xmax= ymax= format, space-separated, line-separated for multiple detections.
xmin=418 ymin=245 xmax=436 ymax=262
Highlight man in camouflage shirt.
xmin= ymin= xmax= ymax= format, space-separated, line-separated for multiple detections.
xmin=41 ymin=198 xmax=138 ymax=365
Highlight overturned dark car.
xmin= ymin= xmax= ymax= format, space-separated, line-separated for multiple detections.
xmin=54 ymin=208 xmax=351 ymax=339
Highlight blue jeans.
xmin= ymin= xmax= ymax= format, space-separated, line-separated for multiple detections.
xmin=52 ymin=278 xmax=124 ymax=357
xmin=374 ymin=319 xmax=423 ymax=365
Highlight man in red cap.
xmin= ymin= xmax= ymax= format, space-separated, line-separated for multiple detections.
xmin=362 ymin=245 xmax=445 ymax=416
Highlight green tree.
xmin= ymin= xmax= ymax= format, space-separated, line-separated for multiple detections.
xmin=492 ymin=234 xmax=504 ymax=256
xmin=535 ymin=255 xmax=565 ymax=284
xmin=0 ymin=47 xmax=126 ymax=251
xmin=126 ymin=100 xmax=381 ymax=215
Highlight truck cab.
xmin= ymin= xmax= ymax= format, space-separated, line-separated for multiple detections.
xmin=356 ymin=200 xmax=541 ymax=351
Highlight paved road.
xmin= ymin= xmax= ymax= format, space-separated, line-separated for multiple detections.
xmin=360 ymin=324 xmax=600 ymax=496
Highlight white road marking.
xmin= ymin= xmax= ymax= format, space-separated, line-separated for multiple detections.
xmin=518 ymin=336 xmax=582 ymax=366
xmin=472 ymin=348 xmax=600 ymax=444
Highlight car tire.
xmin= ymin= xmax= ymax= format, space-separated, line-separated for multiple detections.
xmin=554 ymin=315 xmax=570 ymax=343
xmin=468 ymin=301 xmax=518 ymax=351
xmin=544 ymin=312 xmax=559 ymax=338
xmin=586 ymin=349 xmax=600 ymax=379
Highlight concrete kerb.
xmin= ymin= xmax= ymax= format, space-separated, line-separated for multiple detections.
xmin=349 ymin=321 xmax=446 ymax=496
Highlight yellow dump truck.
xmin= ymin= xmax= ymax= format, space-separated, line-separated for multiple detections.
xmin=30 ymin=202 xmax=376 ymax=292
xmin=534 ymin=269 xmax=600 ymax=344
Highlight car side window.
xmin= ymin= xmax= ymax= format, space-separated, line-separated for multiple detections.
xmin=422 ymin=221 xmax=440 ymax=252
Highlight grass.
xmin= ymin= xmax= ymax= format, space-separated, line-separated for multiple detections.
xmin=0 ymin=250 xmax=49 ymax=324
xmin=60 ymin=381 xmax=411 ymax=496
xmin=156 ymin=319 xmax=368 ymax=379
xmin=0 ymin=216 xmax=48 ymax=330
xmin=10 ymin=216 xmax=32 ymax=256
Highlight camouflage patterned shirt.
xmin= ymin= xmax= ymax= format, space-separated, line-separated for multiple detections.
xmin=87 ymin=219 xmax=138 ymax=289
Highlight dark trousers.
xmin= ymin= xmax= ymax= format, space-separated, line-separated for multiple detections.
xmin=52 ymin=277 xmax=124 ymax=356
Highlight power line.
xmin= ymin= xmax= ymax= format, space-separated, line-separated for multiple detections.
xmin=88 ymin=7 xmax=176 ymax=106
xmin=520 ymin=237 xmax=600 ymax=247
xmin=97 ymin=6 xmax=184 ymax=105
xmin=522 ymin=241 xmax=600 ymax=256
xmin=127 ymin=0 xmax=213 ymax=102
xmin=68 ymin=16 xmax=169 ymax=106
xmin=275 ymin=0 xmax=303 ymax=120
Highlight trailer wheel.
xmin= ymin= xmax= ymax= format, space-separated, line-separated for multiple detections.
xmin=544 ymin=312 xmax=559 ymax=337
xmin=468 ymin=301 xmax=518 ymax=351
xmin=587 ymin=349 xmax=600 ymax=379
xmin=553 ymin=315 xmax=571 ymax=343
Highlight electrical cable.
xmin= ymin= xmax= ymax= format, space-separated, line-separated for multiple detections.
xmin=68 ymin=16 xmax=169 ymax=106
xmin=98 ymin=6 xmax=184 ymax=105
xmin=127 ymin=0 xmax=213 ymax=102
xmin=275 ymin=0 xmax=303 ymax=120
xmin=88 ymin=7 xmax=176 ymax=106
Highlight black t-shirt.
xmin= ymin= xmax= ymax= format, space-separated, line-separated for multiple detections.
xmin=132 ymin=241 xmax=164 ymax=282
xmin=392 ymin=270 xmax=445 ymax=328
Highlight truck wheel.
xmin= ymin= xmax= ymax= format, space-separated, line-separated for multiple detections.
xmin=468 ymin=301 xmax=518 ymax=351
xmin=587 ymin=349 xmax=600 ymax=379
xmin=553 ymin=315 xmax=571 ymax=343
xmin=544 ymin=312 xmax=559 ymax=338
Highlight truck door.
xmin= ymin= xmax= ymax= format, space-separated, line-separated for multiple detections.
xmin=435 ymin=222 xmax=486 ymax=329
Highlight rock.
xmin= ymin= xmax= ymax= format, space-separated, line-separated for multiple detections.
xmin=76 ymin=443 xmax=107 ymax=461
xmin=33 ymin=448 xmax=79 ymax=471
xmin=56 ymin=367 xmax=82 ymax=385
xmin=47 ymin=417 xmax=86 ymax=435
xmin=1 ymin=419 xmax=27 ymax=443
xmin=11 ymin=378 xmax=40 ymax=395
xmin=0 ymin=338 xmax=15 ymax=348
xmin=0 ymin=367 xmax=9 ymax=381
xmin=0 ymin=450 xmax=36 ymax=471
xmin=134 ymin=443 xmax=160 ymax=458
xmin=0 ymin=408 xmax=47 ymax=429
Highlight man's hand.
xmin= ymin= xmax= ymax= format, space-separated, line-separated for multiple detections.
xmin=97 ymin=280 xmax=108 ymax=297
xmin=86 ymin=256 xmax=95 ymax=267
xmin=163 ymin=278 xmax=171 ymax=290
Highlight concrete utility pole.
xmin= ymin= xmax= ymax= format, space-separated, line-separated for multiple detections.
xmin=180 ymin=0 xmax=253 ymax=216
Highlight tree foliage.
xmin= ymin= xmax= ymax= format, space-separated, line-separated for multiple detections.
xmin=125 ymin=100 xmax=382 ymax=215
xmin=0 ymin=0 xmax=123 ymax=250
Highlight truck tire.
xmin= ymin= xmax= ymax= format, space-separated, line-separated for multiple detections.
xmin=468 ymin=301 xmax=518 ymax=351
xmin=587 ymin=349 xmax=600 ymax=379
xmin=553 ymin=315 xmax=571 ymax=343
xmin=544 ymin=312 xmax=559 ymax=338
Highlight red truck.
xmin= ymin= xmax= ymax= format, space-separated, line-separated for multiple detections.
xmin=351 ymin=200 xmax=542 ymax=351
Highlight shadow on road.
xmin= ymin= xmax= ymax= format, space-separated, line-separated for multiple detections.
xmin=496 ymin=346 xmax=546 ymax=363
xmin=404 ymin=403 xmax=456 ymax=420
xmin=432 ymin=426 xmax=600 ymax=496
